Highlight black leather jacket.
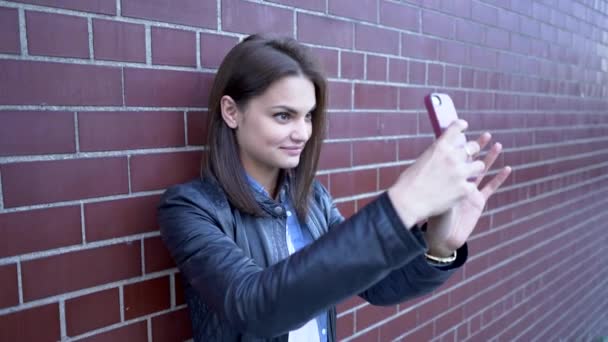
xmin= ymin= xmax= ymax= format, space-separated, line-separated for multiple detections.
xmin=157 ymin=176 xmax=467 ymax=342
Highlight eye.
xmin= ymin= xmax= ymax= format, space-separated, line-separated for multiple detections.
xmin=305 ymin=112 xmax=313 ymax=122
xmin=274 ymin=112 xmax=291 ymax=121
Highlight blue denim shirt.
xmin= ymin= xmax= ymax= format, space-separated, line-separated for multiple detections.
xmin=247 ymin=175 xmax=328 ymax=342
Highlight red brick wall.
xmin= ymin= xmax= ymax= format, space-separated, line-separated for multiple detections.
xmin=1 ymin=0 xmax=607 ymax=341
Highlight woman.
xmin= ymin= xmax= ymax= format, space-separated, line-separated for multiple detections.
xmin=158 ymin=35 xmax=511 ymax=342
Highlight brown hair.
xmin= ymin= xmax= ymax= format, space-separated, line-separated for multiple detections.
xmin=204 ymin=34 xmax=327 ymax=220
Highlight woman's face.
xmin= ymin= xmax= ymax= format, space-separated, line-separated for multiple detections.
xmin=232 ymin=75 xmax=316 ymax=180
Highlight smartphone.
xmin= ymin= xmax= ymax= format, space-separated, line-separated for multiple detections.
xmin=424 ymin=93 xmax=466 ymax=146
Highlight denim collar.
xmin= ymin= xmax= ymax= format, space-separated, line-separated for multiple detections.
xmin=245 ymin=172 xmax=289 ymax=207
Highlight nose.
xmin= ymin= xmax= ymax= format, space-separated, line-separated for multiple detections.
xmin=290 ymin=117 xmax=311 ymax=143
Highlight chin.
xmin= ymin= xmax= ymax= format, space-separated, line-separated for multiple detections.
xmin=279 ymin=158 xmax=301 ymax=169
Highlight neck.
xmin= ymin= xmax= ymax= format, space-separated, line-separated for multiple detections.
xmin=248 ymin=168 xmax=280 ymax=199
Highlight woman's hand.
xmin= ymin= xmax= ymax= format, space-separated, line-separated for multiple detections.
xmin=424 ymin=132 xmax=512 ymax=257
xmin=387 ymin=119 xmax=487 ymax=228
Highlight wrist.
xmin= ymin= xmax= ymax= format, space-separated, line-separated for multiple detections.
xmin=426 ymin=245 xmax=455 ymax=258
xmin=425 ymin=249 xmax=457 ymax=264
xmin=387 ymin=187 xmax=423 ymax=229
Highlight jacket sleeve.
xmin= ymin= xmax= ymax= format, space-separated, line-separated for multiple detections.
xmin=317 ymin=183 xmax=467 ymax=306
xmin=158 ymin=183 xmax=429 ymax=338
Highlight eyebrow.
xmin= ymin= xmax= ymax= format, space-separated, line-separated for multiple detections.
xmin=271 ymin=105 xmax=316 ymax=114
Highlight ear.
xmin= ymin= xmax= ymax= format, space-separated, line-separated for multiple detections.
xmin=220 ymin=95 xmax=240 ymax=129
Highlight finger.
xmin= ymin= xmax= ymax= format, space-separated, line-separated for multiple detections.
xmin=465 ymin=160 xmax=486 ymax=179
xmin=463 ymin=140 xmax=481 ymax=160
xmin=480 ymin=166 xmax=512 ymax=200
xmin=440 ymin=119 xmax=468 ymax=145
xmin=475 ymin=142 xmax=502 ymax=186
xmin=476 ymin=132 xmax=492 ymax=152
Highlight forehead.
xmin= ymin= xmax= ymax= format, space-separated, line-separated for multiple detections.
xmin=255 ymin=75 xmax=316 ymax=110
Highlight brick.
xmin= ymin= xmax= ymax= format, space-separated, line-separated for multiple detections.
xmin=485 ymin=27 xmax=510 ymax=50
xmin=468 ymin=91 xmax=495 ymax=110
xmin=355 ymin=24 xmax=399 ymax=55
xmin=0 ymin=7 xmax=19 ymax=54
xmin=186 ymin=111 xmax=209 ymax=146
xmin=144 ymin=236 xmax=175 ymax=273
xmin=353 ymin=140 xmax=397 ymax=166
xmin=84 ymin=195 xmax=160 ymax=241
xmin=356 ymin=304 xmax=397 ymax=330
xmin=93 ymin=19 xmax=145 ymax=63
xmin=470 ymin=46 xmax=497 ymax=69
xmin=497 ymin=8 xmax=519 ymax=30
xmin=520 ymin=16 xmax=541 ymax=38
xmin=200 ymin=33 xmax=238 ymax=69
xmin=175 ymin=274 xmax=186 ymax=305
xmin=311 ymin=47 xmax=339 ymax=78
xmin=337 ymin=295 xmax=364 ymax=313
xmin=340 ymin=51 xmax=364 ymax=80
xmin=366 ymin=55 xmax=387 ymax=81
xmin=26 ymin=11 xmax=88 ymax=58
xmin=352 ymin=327 xmax=380 ymax=341
xmin=354 ymin=84 xmax=397 ymax=109
xmin=389 ymin=58 xmax=408 ymax=83
xmin=329 ymin=0 xmax=377 ymax=22
xmin=8 ymin=0 xmax=115 ymax=14
xmin=151 ymin=308 xmax=192 ymax=342
xmin=402 ymin=33 xmax=439 ymax=60
xmin=1 ymin=158 xmax=128 ymax=208
xmin=21 ymin=242 xmax=141 ymax=301
xmin=122 ymin=0 xmax=215 ymax=28
xmin=472 ymin=1 xmax=498 ymax=26
xmin=0 ymin=304 xmax=60 ymax=341
xmin=151 ymin=27 xmax=196 ymax=67
xmin=438 ymin=40 xmax=469 ymax=65
xmin=379 ymin=165 xmax=402 ymax=190
xmin=399 ymin=87 xmax=432 ymax=110
xmin=319 ymin=142 xmax=351 ymax=170
xmin=335 ymin=201 xmax=355 ymax=219
xmin=316 ymin=174 xmax=329 ymax=190
xmin=297 ymin=13 xmax=353 ymax=49
xmin=428 ymin=63 xmax=443 ymax=86
xmin=78 ymin=111 xmax=185 ymax=151
xmin=0 ymin=264 xmax=18 ymax=309
xmin=337 ymin=313 xmax=354 ymax=340
xmin=434 ymin=307 xmax=464 ymax=334
xmin=0 ymin=111 xmax=75 ymax=156
xmin=79 ymin=321 xmax=148 ymax=342
xmin=124 ymin=68 xmax=214 ymax=107
xmin=0 ymin=206 xmax=81 ymax=258
xmin=511 ymin=33 xmax=531 ymax=55
xmin=65 ymin=288 xmax=120 ymax=336
xmin=267 ymin=0 xmax=325 ymax=11
xmin=222 ymin=0 xmax=293 ymax=36
xmin=327 ymin=81 xmax=352 ymax=110
xmin=130 ymin=151 xmax=201 ymax=192
xmin=445 ymin=65 xmax=460 ymax=87
xmin=455 ymin=19 xmax=484 ymax=44
xmin=441 ymin=0 xmax=472 ymax=18
xmin=379 ymin=1 xmax=419 ymax=31
xmin=0 ymin=60 xmax=122 ymax=106
xmin=379 ymin=112 xmax=417 ymax=136
xmin=124 ymin=276 xmax=171 ymax=320
xmin=422 ymin=10 xmax=454 ymax=39
xmin=408 ymin=60 xmax=426 ymax=84
xmin=329 ymin=168 xmax=377 ymax=198
xmin=378 ymin=310 xmax=417 ymax=341
xmin=328 ymin=112 xmax=377 ymax=139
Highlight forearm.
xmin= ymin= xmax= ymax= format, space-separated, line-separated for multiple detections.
xmin=161 ymin=191 xmax=427 ymax=337
xmin=359 ymin=227 xmax=468 ymax=306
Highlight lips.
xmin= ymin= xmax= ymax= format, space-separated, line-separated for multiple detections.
xmin=281 ymin=146 xmax=304 ymax=156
